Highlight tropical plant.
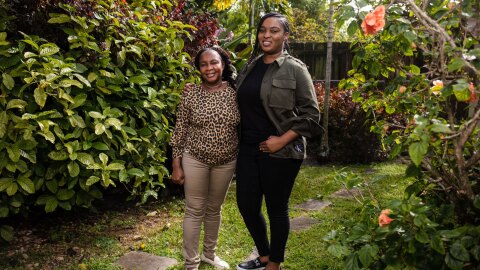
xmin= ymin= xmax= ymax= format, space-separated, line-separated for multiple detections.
xmin=324 ymin=0 xmax=480 ymax=268
xmin=0 ymin=0 xmax=212 ymax=241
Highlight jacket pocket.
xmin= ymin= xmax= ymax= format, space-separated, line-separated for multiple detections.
xmin=269 ymin=79 xmax=296 ymax=109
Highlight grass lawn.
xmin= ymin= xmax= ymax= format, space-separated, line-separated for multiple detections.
xmin=0 ymin=161 xmax=410 ymax=270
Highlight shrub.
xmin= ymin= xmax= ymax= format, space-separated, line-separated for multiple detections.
xmin=324 ymin=0 xmax=480 ymax=269
xmin=0 ymin=0 xmax=217 ymax=241
xmin=311 ymin=81 xmax=389 ymax=164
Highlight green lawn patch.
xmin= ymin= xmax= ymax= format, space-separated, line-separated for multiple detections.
xmin=0 ymin=161 xmax=410 ymax=270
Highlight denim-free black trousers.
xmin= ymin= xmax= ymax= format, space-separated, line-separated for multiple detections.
xmin=236 ymin=142 xmax=302 ymax=263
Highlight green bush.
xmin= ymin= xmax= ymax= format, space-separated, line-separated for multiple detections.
xmin=0 ymin=0 xmax=201 ymax=241
xmin=324 ymin=0 xmax=480 ymax=269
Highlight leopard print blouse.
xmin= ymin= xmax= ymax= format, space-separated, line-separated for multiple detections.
xmin=170 ymin=83 xmax=240 ymax=166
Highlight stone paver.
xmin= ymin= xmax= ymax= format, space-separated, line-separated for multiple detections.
xmin=294 ymin=199 xmax=331 ymax=211
xmin=116 ymin=251 xmax=178 ymax=270
xmin=290 ymin=216 xmax=321 ymax=232
xmin=330 ymin=187 xmax=362 ymax=199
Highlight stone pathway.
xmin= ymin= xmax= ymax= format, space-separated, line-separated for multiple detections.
xmin=117 ymin=189 xmax=359 ymax=268
xmin=116 ymin=251 xmax=178 ymax=270
xmin=330 ymin=187 xmax=362 ymax=199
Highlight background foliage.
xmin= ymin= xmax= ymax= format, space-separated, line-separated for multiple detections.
xmin=0 ymin=0 xmax=220 ymax=241
xmin=325 ymin=0 xmax=480 ymax=269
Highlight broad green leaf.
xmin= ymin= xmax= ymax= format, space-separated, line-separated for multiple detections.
xmin=106 ymin=163 xmax=125 ymax=171
xmin=77 ymin=152 xmax=94 ymax=165
xmin=86 ymin=176 xmax=100 ymax=186
xmin=88 ymin=111 xmax=104 ymax=119
xmin=92 ymin=142 xmax=109 ymax=151
xmin=128 ymin=168 xmax=145 ymax=177
xmin=46 ymin=179 xmax=58 ymax=194
xmin=6 ymin=99 xmax=27 ymax=110
xmin=99 ymin=153 xmax=108 ymax=165
xmin=453 ymin=83 xmax=470 ymax=102
xmin=95 ymin=123 xmax=105 ymax=135
xmin=327 ymin=244 xmax=349 ymax=258
xmin=34 ymin=87 xmax=47 ymax=108
xmin=445 ymin=253 xmax=464 ymax=270
xmin=0 ymin=225 xmax=14 ymax=241
xmin=358 ymin=244 xmax=376 ymax=267
xmin=117 ymin=50 xmax=126 ymax=67
xmin=415 ymin=230 xmax=430 ymax=243
xmin=45 ymin=196 xmax=58 ymax=213
xmin=344 ymin=253 xmax=360 ymax=270
xmin=6 ymin=145 xmax=20 ymax=162
xmin=6 ymin=182 xmax=18 ymax=196
xmin=0 ymin=178 xmax=13 ymax=191
xmin=447 ymin=58 xmax=464 ymax=72
xmin=430 ymin=123 xmax=452 ymax=133
xmin=450 ymin=242 xmax=470 ymax=261
xmin=2 ymin=73 xmax=14 ymax=90
xmin=409 ymin=64 xmax=420 ymax=75
xmin=0 ymin=111 xmax=7 ymax=137
xmin=128 ymin=75 xmax=150 ymax=85
xmin=59 ymin=79 xmax=83 ymax=88
xmin=48 ymin=150 xmax=69 ymax=160
xmin=68 ymin=114 xmax=86 ymax=128
xmin=48 ymin=14 xmax=71 ymax=24
xmin=56 ymin=189 xmax=75 ymax=200
xmin=68 ymin=161 xmax=80 ymax=177
xmin=87 ymin=72 xmax=98 ymax=82
xmin=72 ymin=74 xmax=91 ymax=87
xmin=17 ymin=177 xmax=35 ymax=194
xmin=128 ymin=45 xmax=142 ymax=56
xmin=58 ymin=201 xmax=72 ymax=210
xmin=408 ymin=141 xmax=428 ymax=166
xmin=105 ymin=118 xmax=123 ymax=130
xmin=39 ymin=44 xmax=60 ymax=56
xmin=0 ymin=206 xmax=8 ymax=218
xmin=431 ymin=234 xmax=445 ymax=254
xmin=23 ymin=51 xmax=37 ymax=58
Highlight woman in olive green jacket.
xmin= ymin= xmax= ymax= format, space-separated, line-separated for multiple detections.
xmin=235 ymin=12 xmax=322 ymax=270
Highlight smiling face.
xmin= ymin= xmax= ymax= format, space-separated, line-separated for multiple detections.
xmin=198 ymin=49 xmax=224 ymax=86
xmin=258 ymin=17 xmax=289 ymax=57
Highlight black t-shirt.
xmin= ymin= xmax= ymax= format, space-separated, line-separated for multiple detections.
xmin=237 ymin=61 xmax=277 ymax=144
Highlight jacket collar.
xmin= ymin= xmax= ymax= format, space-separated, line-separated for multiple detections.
xmin=253 ymin=51 xmax=290 ymax=67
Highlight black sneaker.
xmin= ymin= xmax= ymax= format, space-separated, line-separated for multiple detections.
xmin=236 ymin=257 xmax=267 ymax=270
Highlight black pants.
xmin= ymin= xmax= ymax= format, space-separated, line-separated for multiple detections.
xmin=236 ymin=142 xmax=302 ymax=263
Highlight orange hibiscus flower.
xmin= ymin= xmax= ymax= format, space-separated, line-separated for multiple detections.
xmin=378 ymin=209 xmax=394 ymax=227
xmin=361 ymin=5 xmax=386 ymax=35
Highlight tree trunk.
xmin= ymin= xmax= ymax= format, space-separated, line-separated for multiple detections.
xmin=248 ymin=0 xmax=255 ymax=45
xmin=320 ymin=0 xmax=334 ymax=156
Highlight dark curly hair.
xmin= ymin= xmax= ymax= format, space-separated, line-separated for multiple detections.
xmin=194 ymin=46 xmax=237 ymax=88
xmin=248 ymin=12 xmax=291 ymax=64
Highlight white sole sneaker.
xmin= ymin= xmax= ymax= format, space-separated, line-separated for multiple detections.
xmin=200 ymin=253 xmax=230 ymax=269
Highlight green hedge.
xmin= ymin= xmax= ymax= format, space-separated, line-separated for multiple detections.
xmin=0 ymin=0 xmax=198 ymax=240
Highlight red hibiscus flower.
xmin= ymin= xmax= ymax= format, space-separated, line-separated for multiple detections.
xmin=469 ymin=83 xmax=478 ymax=103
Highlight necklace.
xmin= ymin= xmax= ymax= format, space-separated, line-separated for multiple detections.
xmin=202 ymin=81 xmax=225 ymax=92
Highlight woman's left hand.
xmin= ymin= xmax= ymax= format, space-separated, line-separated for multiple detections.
xmin=259 ymin=136 xmax=286 ymax=153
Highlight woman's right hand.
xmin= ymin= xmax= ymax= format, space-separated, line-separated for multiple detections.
xmin=182 ymin=83 xmax=195 ymax=95
xmin=171 ymin=158 xmax=185 ymax=185
xmin=171 ymin=166 xmax=185 ymax=185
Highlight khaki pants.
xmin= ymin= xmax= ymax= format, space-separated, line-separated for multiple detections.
xmin=182 ymin=152 xmax=235 ymax=269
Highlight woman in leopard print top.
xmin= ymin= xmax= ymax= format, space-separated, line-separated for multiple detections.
xmin=169 ymin=46 xmax=239 ymax=270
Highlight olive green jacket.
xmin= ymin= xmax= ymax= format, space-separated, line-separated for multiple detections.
xmin=236 ymin=52 xmax=323 ymax=159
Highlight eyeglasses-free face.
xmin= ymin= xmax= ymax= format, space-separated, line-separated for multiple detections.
xmin=198 ymin=49 xmax=225 ymax=86
xmin=258 ymin=17 xmax=289 ymax=57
